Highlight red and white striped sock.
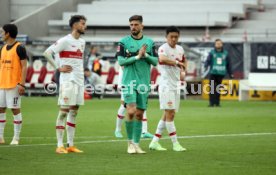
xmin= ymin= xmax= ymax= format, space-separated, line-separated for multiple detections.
xmin=0 ymin=113 xmax=6 ymax=139
xmin=152 ymin=120 xmax=166 ymax=142
xmin=13 ymin=113 xmax=22 ymax=140
xmin=115 ymin=104 xmax=125 ymax=132
xmin=142 ymin=111 xmax=148 ymax=133
xmin=66 ymin=110 xmax=77 ymax=147
xmin=56 ymin=111 xmax=67 ymax=147
xmin=166 ymin=121 xmax=178 ymax=143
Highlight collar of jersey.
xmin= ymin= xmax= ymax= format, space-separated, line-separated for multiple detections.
xmin=131 ymin=35 xmax=144 ymax=40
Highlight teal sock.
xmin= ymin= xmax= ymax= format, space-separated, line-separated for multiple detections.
xmin=133 ymin=120 xmax=142 ymax=144
xmin=125 ymin=121 xmax=134 ymax=141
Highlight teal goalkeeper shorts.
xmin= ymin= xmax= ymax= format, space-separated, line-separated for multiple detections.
xmin=122 ymin=86 xmax=149 ymax=110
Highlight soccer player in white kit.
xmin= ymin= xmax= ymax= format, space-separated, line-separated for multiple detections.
xmin=114 ymin=66 xmax=153 ymax=139
xmin=149 ymin=26 xmax=187 ymax=152
xmin=43 ymin=15 xmax=87 ymax=154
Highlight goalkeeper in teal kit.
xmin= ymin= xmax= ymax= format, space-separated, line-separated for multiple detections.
xmin=117 ymin=15 xmax=158 ymax=154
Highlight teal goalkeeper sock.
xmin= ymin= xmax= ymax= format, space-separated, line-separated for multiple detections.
xmin=133 ymin=120 xmax=142 ymax=144
xmin=125 ymin=121 xmax=134 ymax=141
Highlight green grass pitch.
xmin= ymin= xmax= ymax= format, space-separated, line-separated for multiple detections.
xmin=0 ymin=97 xmax=275 ymax=175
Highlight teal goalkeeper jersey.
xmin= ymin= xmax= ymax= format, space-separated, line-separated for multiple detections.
xmin=117 ymin=35 xmax=158 ymax=91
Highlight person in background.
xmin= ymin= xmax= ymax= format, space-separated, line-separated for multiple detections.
xmin=86 ymin=46 xmax=99 ymax=71
xmin=92 ymin=54 xmax=103 ymax=76
xmin=84 ymin=68 xmax=103 ymax=99
xmin=204 ymin=39 xmax=233 ymax=107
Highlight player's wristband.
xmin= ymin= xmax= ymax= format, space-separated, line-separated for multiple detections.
xmin=175 ymin=60 xmax=179 ymax=65
xmin=145 ymin=53 xmax=149 ymax=58
xmin=17 ymin=83 xmax=26 ymax=89
xmin=135 ymin=55 xmax=140 ymax=60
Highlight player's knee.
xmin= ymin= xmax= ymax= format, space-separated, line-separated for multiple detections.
xmin=136 ymin=114 xmax=143 ymax=121
xmin=60 ymin=106 xmax=69 ymax=113
xmin=70 ymin=105 xmax=79 ymax=111
xmin=69 ymin=110 xmax=78 ymax=117
xmin=59 ymin=110 xmax=68 ymax=118
xmin=11 ymin=108 xmax=20 ymax=115
xmin=126 ymin=104 xmax=136 ymax=116
xmin=135 ymin=110 xmax=144 ymax=121
xmin=165 ymin=110 xmax=175 ymax=121
xmin=127 ymin=108 xmax=136 ymax=117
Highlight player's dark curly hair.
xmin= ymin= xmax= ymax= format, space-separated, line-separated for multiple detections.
xmin=2 ymin=24 xmax=18 ymax=38
xmin=69 ymin=15 xmax=87 ymax=28
xmin=166 ymin=26 xmax=180 ymax=35
xmin=129 ymin=15 xmax=143 ymax=23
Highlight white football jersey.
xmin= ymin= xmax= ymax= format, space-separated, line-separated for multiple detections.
xmin=47 ymin=34 xmax=86 ymax=86
xmin=158 ymin=43 xmax=185 ymax=90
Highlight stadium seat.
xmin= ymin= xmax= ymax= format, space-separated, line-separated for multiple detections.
xmin=38 ymin=66 xmax=47 ymax=84
xmin=26 ymin=60 xmax=43 ymax=88
xmin=25 ymin=66 xmax=34 ymax=84
xmin=48 ymin=0 xmax=259 ymax=28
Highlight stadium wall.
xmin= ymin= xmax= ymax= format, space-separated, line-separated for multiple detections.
xmin=0 ymin=0 xmax=11 ymax=25
xmin=12 ymin=0 xmax=93 ymax=39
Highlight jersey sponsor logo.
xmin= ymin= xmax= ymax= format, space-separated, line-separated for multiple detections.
xmin=59 ymin=50 xmax=83 ymax=59
xmin=1 ymin=60 xmax=12 ymax=64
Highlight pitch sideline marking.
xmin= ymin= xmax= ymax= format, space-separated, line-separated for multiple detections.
xmin=0 ymin=132 xmax=275 ymax=148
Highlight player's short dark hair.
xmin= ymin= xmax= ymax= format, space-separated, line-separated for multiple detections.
xmin=2 ymin=24 xmax=18 ymax=38
xmin=166 ymin=26 xmax=180 ymax=35
xmin=129 ymin=15 xmax=143 ymax=23
xmin=69 ymin=15 xmax=87 ymax=28
xmin=84 ymin=68 xmax=90 ymax=72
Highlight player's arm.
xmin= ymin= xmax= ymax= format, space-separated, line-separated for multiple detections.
xmin=144 ymin=44 xmax=158 ymax=66
xmin=16 ymin=45 xmax=28 ymax=95
xmin=117 ymin=42 xmax=137 ymax=66
xmin=43 ymin=40 xmax=72 ymax=73
xmin=44 ymin=46 xmax=59 ymax=70
xmin=159 ymin=54 xmax=185 ymax=68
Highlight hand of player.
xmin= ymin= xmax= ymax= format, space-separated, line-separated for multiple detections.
xmin=18 ymin=85 xmax=25 ymax=96
xmin=138 ymin=45 xmax=147 ymax=58
xmin=177 ymin=61 xmax=185 ymax=69
xmin=59 ymin=65 xmax=72 ymax=73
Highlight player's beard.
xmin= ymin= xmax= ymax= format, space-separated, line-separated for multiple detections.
xmin=77 ymin=29 xmax=85 ymax=35
xmin=131 ymin=30 xmax=141 ymax=36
